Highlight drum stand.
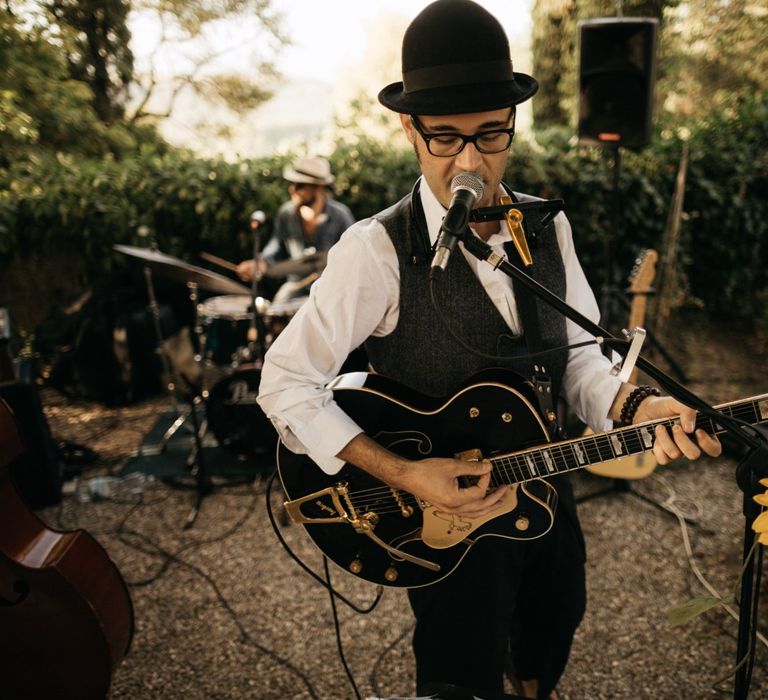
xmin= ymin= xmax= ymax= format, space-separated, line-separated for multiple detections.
xmin=138 ymin=269 xmax=213 ymax=529
xmin=181 ymin=387 xmax=213 ymax=530
xmin=246 ymin=217 xmax=269 ymax=366
xmin=182 ymin=227 xmax=269 ymax=528
xmin=136 ymin=264 xmax=192 ymax=456
xmin=180 ymin=280 xmax=216 ymax=529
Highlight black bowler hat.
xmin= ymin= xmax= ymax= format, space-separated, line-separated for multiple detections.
xmin=379 ymin=0 xmax=538 ymax=116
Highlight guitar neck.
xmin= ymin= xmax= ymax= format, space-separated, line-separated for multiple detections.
xmin=491 ymin=394 xmax=768 ymax=485
xmin=627 ymin=295 xmax=648 ymax=333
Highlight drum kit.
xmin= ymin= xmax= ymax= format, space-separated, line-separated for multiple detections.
xmin=113 ymin=243 xmax=325 ymax=525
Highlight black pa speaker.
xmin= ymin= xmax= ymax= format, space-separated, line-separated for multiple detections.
xmin=577 ymin=18 xmax=658 ymax=149
xmin=0 ymin=382 xmax=62 ymax=508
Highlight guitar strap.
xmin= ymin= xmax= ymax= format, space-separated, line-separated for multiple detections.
xmin=407 ymin=179 xmax=433 ymax=267
xmin=501 ymin=187 xmax=561 ymax=440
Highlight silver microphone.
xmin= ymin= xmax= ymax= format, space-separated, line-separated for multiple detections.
xmin=431 ymin=172 xmax=484 ymax=275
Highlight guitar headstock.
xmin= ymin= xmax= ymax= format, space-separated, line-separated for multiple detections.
xmin=628 ymin=249 xmax=659 ymax=295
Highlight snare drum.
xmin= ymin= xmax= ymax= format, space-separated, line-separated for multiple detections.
xmin=198 ymin=295 xmax=267 ymax=366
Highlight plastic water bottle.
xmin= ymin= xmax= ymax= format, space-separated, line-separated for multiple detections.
xmin=76 ymin=472 xmax=155 ymax=503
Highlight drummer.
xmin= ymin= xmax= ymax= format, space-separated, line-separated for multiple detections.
xmin=236 ymin=156 xmax=355 ymax=291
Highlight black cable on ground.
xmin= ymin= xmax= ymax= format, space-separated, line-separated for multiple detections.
xmin=117 ymin=482 xmax=264 ymax=587
xmin=369 ymin=620 xmax=415 ymax=698
xmin=115 ymin=522 xmax=320 ymax=698
xmin=83 ymin=480 xmax=320 ymax=698
xmin=265 ymin=471 xmax=383 ymax=614
xmin=324 ymin=556 xmax=362 ymax=700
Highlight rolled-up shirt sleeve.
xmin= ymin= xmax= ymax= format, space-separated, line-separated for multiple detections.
xmin=257 ymin=217 xmax=400 ymax=474
xmin=555 ymin=212 xmax=622 ymax=431
xmin=260 ymin=188 xmax=622 ymax=474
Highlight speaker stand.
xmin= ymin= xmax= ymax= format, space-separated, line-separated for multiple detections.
xmin=598 ymin=145 xmax=622 ymax=329
xmin=584 ymin=146 xmax=694 ymax=523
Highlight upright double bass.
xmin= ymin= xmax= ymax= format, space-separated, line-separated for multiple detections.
xmin=0 ymin=398 xmax=134 ymax=699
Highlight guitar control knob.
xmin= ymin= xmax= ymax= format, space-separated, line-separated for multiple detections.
xmin=384 ymin=567 xmax=398 ymax=582
xmin=515 ymin=515 xmax=530 ymax=532
xmin=349 ymin=559 xmax=363 ymax=575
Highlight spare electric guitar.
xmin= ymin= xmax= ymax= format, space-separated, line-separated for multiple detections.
xmin=278 ymin=368 xmax=768 ymax=588
xmin=587 ymin=249 xmax=659 ymax=479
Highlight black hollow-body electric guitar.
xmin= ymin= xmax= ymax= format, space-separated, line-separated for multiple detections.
xmin=277 ymin=369 xmax=768 ymax=588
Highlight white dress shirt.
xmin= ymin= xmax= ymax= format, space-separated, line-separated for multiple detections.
xmin=258 ymin=177 xmax=622 ymax=474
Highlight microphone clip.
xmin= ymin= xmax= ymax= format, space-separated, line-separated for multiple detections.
xmin=611 ymin=327 xmax=647 ymax=382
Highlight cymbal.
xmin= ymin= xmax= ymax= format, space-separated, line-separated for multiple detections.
xmin=114 ymin=244 xmax=251 ymax=296
xmin=264 ymin=251 xmax=328 ymax=279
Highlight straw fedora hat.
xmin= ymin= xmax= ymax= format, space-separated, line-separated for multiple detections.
xmin=282 ymin=157 xmax=335 ymax=186
xmin=378 ymin=0 xmax=538 ymax=116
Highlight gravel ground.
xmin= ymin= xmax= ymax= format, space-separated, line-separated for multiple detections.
xmin=34 ymin=318 xmax=768 ymax=700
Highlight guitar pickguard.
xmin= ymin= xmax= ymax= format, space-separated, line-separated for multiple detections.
xmin=421 ymin=486 xmax=520 ymax=549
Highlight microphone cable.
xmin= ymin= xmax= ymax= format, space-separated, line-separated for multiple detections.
xmin=429 ymin=274 xmax=599 ymax=364
xmin=324 ymin=557 xmax=362 ymax=700
xmin=368 ymin=620 xmax=415 ymax=698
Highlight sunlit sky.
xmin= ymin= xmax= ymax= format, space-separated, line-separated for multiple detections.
xmin=128 ymin=0 xmax=534 ymax=157
xmin=130 ymin=0 xmax=533 ymax=82
xmin=274 ymin=0 xmax=533 ymax=81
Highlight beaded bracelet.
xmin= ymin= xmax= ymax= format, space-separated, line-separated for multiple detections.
xmin=619 ymin=385 xmax=661 ymax=426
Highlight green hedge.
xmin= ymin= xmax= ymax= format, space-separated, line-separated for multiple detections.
xmin=1 ymin=92 xmax=766 ymax=329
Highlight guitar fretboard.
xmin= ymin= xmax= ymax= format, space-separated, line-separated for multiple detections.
xmin=491 ymin=395 xmax=768 ymax=486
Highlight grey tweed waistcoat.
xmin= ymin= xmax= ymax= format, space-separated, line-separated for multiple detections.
xmin=364 ymin=187 xmax=568 ymax=402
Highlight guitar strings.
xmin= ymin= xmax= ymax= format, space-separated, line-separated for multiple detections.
xmin=340 ymin=400 xmax=765 ymax=515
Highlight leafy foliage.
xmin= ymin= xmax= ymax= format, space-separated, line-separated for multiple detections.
xmin=0 ymin=7 xmax=156 ymax=160
xmin=660 ymin=0 xmax=768 ymax=123
xmin=2 ymin=92 xmax=766 ymax=331
xmin=129 ymin=0 xmax=287 ymax=124
xmin=45 ymin=0 xmax=134 ymax=123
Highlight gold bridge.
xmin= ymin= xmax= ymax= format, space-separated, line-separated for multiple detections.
xmin=283 ymin=483 xmax=354 ymax=525
xmin=283 ymin=483 xmax=440 ymax=572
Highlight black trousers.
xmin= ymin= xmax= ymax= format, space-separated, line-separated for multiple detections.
xmin=408 ymin=478 xmax=586 ymax=699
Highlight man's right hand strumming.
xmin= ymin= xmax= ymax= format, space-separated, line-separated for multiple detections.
xmin=337 ymin=434 xmax=508 ymax=518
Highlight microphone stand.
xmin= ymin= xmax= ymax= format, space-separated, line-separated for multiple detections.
xmin=456 ymin=203 xmax=768 ymax=700
xmin=248 ymin=217 xmax=269 ymax=366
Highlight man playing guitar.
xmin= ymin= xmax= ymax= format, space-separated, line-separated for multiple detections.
xmin=257 ymin=2 xmax=721 ymax=698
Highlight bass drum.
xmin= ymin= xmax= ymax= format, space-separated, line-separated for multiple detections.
xmin=206 ymin=366 xmax=276 ymax=455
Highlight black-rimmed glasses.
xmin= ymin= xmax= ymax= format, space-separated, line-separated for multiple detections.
xmin=410 ymin=112 xmax=516 ymax=157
